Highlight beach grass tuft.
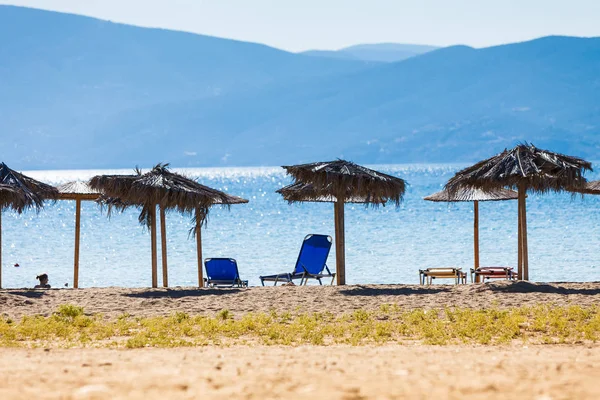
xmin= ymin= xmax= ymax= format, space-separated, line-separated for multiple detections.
xmin=1 ymin=304 xmax=600 ymax=348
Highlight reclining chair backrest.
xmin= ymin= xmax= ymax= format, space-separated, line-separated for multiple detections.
xmin=293 ymin=234 xmax=332 ymax=275
xmin=205 ymin=258 xmax=239 ymax=281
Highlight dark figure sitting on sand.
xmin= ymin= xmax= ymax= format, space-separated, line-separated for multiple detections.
xmin=34 ymin=273 xmax=51 ymax=289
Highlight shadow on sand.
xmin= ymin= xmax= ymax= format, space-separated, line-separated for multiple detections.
xmin=5 ymin=290 xmax=48 ymax=299
xmin=123 ymin=288 xmax=242 ymax=299
xmin=338 ymin=285 xmax=452 ymax=296
xmin=486 ymin=281 xmax=600 ymax=295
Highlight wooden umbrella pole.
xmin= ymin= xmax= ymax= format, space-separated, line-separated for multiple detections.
xmin=517 ymin=189 xmax=523 ymax=280
xmin=474 ymin=201 xmax=480 ymax=269
xmin=160 ymin=206 xmax=168 ymax=288
xmin=334 ymin=200 xmax=346 ymax=285
xmin=150 ymin=205 xmax=158 ymax=288
xmin=333 ymin=202 xmax=339 ymax=284
xmin=521 ymin=187 xmax=529 ymax=281
xmin=473 ymin=201 xmax=480 ymax=282
xmin=196 ymin=208 xmax=203 ymax=288
xmin=0 ymin=211 xmax=2 ymax=289
xmin=73 ymin=198 xmax=81 ymax=289
xmin=517 ymin=196 xmax=520 ymax=279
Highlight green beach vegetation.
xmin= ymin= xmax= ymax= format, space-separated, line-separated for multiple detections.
xmin=1 ymin=304 xmax=599 ymax=348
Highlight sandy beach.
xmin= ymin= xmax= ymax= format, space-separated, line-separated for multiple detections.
xmin=1 ymin=345 xmax=599 ymax=399
xmin=2 ymin=281 xmax=600 ymax=399
xmin=1 ymin=281 xmax=599 ymax=319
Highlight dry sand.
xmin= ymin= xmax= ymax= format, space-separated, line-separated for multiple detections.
xmin=1 ymin=281 xmax=600 ymax=319
xmin=2 ymin=281 xmax=600 ymax=399
xmin=1 ymin=345 xmax=599 ymax=399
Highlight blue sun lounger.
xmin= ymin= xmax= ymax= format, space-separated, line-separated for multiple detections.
xmin=204 ymin=258 xmax=248 ymax=288
xmin=260 ymin=234 xmax=335 ymax=286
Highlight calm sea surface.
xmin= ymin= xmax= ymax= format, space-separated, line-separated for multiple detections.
xmin=2 ymin=164 xmax=599 ymax=288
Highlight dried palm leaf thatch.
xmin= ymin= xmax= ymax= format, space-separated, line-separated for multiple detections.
xmin=91 ymin=174 xmax=140 ymax=220
xmin=96 ymin=194 xmax=135 ymax=218
xmin=57 ymin=181 xmax=101 ymax=201
xmin=278 ymin=182 xmax=373 ymax=204
xmin=569 ymin=180 xmax=600 ymax=195
xmin=131 ymin=164 xmax=243 ymax=210
xmin=281 ymin=160 xmax=406 ymax=206
xmin=0 ymin=185 xmax=25 ymax=212
xmin=90 ymin=164 xmax=247 ymax=227
xmin=97 ymin=194 xmax=210 ymax=231
xmin=96 ymin=196 xmax=153 ymax=236
xmin=424 ymin=187 xmax=519 ymax=202
xmin=445 ymin=143 xmax=592 ymax=194
xmin=90 ymin=164 xmax=247 ymax=209
xmin=586 ymin=181 xmax=600 ymax=193
xmin=0 ymin=162 xmax=58 ymax=213
xmin=89 ymin=173 xmax=138 ymax=198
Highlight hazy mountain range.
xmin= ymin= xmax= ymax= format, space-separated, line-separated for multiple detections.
xmin=301 ymin=43 xmax=439 ymax=62
xmin=1 ymin=5 xmax=599 ymax=169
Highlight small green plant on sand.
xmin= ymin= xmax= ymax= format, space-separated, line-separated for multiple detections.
xmin=217 ymin=309 xmax=232 ymax=321
xmin=1 ymin=304 xmax=599 ymax=348
xmin=55 ymin=304 xmax=85 ymax=319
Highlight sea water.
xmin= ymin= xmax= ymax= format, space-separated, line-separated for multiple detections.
xmin=2 ymin=164 xmax=599 ymax=288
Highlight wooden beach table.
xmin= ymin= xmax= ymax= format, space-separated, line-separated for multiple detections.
xmin=470 ymin=266 xmax=517 ymax=283
xmin=419 ymin=268 xmax=467 ymax=285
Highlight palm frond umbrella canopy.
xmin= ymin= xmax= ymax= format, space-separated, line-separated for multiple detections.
xmin=57 ymin=182 xmax=101 ymax=288
xmin=424 ymin=187 xmax=519 ymax=275
xmin=585 ymin=181 xmax=600 ymax=193
xmin=277 ymin=182 xmax=385 ymax=204
xmin=90 ymin=164 xmax=248 ymax=288
xmin=445 ymin=144 xmax=592 ymax=280
xmin=0 ymin=184 xmax=25 ymax=210
xmin=0 ymin=162 xmax=59 ymax=288
xmin=58 ymin=181 xmax=103 ymax=201
xmin=278 ymin=160 xmax=406 ymax=285
xmin=570 ymin=180 xmax=600 ymax=195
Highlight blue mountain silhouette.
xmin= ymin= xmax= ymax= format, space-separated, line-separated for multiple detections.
xmin=302 ymin=43 xmax=439 ymax=62
xmin=1 ymin=6 xmax=599 ymax=169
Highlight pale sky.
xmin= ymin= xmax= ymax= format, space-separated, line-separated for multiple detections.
xmin=2 ymin=0 xmax=600 ymax=51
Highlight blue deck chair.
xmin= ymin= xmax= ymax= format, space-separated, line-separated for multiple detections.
xmin=260 ymin=234 xmax=335 ymax=286
xmin=204 ymin=258 xmax=248 ymax=288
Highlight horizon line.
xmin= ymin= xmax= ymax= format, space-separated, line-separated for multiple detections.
xmin=2 ymin=3 xmax=599 ymax=53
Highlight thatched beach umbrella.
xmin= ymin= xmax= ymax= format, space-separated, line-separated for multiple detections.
xmin=446 ymin=144 xmax=591 ymax=280
xmin=278 ymin=160 xmax=406 ymax=285
xmin=90 ymin=164 xmax=248 ymax=288
xmin=0 ymin=184 xmax=23 ymax=208
xmin=424 ymin=187 xmax=518 ymax=274
xmin=0 ymin=162 xmax=58 ymax=288
xmin=571 ymin=180 xmax=600 ymax=195
xmin=57 ymin=182 xmax=101 ymax=288
xmin=586 ymin=181 xmax=600 ymax=193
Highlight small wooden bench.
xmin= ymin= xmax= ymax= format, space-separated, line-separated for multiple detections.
xmin=419 ymin=268 xmax=467 ymax=285
xmin=470 ymin=266 xmax=517 ymax=283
